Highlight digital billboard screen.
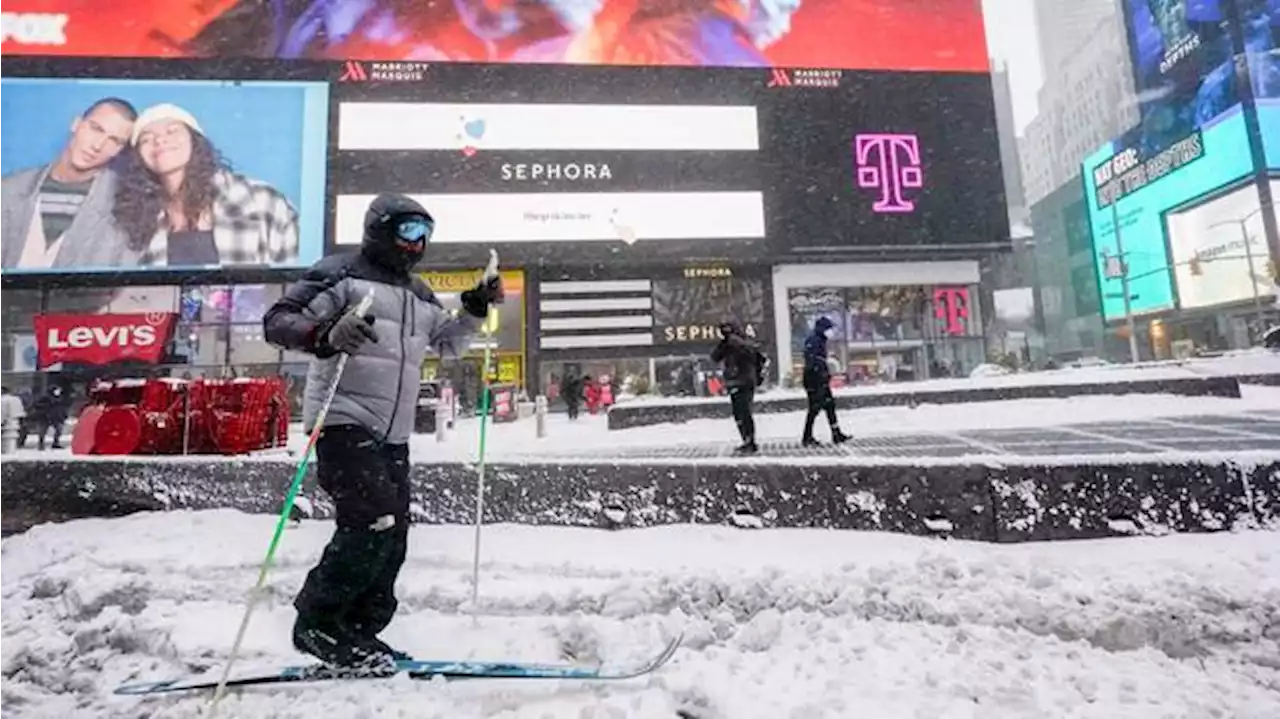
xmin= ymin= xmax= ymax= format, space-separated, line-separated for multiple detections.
xmin=0 ymin=0 xmax=989 ymax=72
xmin=1165 ymin=179 xmax=1278 ymax=310
xmin=1120 ymin=0 xmax=1239 ymax=156
xmin=329 ymin=61 xmax=1006 ymax=266
xmin=0 ymin=77 xmax=329 ymax=274
xmin=1084 ymin=105 xmax=1258 ymax=320
xmin=1238 ymin=0 xmax=1280 ymax=100
xmin=1238 ymin=0 xmax=1280 ymax=168
xmin=761 ymin=72 xmax=1008 ymax=254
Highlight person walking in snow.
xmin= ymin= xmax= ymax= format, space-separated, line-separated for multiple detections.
xmin=801 ymin=316 xmax=849 ymax=447
xmin=263 ymin=193 xmax=503 ymax=671
xmin=710 ymin=320 xmax=766 ymax=454
xmin=1 ymin=386 xmax=26 ymax=453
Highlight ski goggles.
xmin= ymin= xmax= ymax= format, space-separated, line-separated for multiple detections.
xmin=392 ymin=214 xmax=434 ymax=244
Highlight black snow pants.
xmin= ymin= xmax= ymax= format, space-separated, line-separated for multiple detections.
xmin=803 ymin=386 xmax=840 ymax=440
xmin=294 ymin=425 xmax=411 ymax=640
xmin=728 ymin=385 xmax=756 ymax=443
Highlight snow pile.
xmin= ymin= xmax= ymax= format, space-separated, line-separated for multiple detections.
xmin=3 ymin=511 xmax=1279 ymax=717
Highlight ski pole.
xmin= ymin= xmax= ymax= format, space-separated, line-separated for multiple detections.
xmin=469 ymin=307 xmax=497 ymax=619
xmin=209 ymin=291 xmax=374 ymax=716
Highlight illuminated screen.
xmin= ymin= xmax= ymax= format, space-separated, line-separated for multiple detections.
xmin=0 ymin=77 xmax=329 ymax=274
xmin=1083 ymin=105 xmax=1258 ymax=320
xmin=0 ymin=0 xmax=989 ymax=72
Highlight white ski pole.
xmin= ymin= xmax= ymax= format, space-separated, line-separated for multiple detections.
xmin=209 ymin=290 xmax=374 ymax=716
xmin=470 ymin=250 xmax=500 ymax=619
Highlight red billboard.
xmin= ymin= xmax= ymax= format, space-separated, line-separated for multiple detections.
xmin=0 ymin=0 xmax=989 ymax=72
xmin=33 ymin=313 xmax=177 ymax=368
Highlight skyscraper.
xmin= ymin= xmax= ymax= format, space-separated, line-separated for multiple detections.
xmin=990 ymin=61 xmax=1027 ymax=226
xmin=1033 ymin=0 xmax=1121 ymax=75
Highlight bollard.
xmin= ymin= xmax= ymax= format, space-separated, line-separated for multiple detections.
xmin=1 ymin=421 xmax=17 ymax=454
xmin=436 ymin=404 xmax=448 ymax=442
xmin=535 ymin=395 xmax=548 ymax=439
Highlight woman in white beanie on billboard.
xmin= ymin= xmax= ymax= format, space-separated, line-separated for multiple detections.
xmin=111 ymin=103 xmax=300 ymax=267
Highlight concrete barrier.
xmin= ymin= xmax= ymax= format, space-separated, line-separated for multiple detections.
xmin=3 ymin=454 xmax=1276 ymax=542
xmin=607 ymin=375 xmax=1246 ymax=430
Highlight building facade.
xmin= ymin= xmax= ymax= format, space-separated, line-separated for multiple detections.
xmin=1 ymin=5 xmax=1007 ymax=406
xmin=1021 ymin=9 xmax=1140 ymax=206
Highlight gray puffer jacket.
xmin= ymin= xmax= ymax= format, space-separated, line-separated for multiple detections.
xmin=264 ymin=195 xmax=483 ymax=444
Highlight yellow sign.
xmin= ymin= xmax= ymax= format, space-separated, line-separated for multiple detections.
xmin=420 ymin=268 xmax=525 ymax=294
xmin=496 ymin=355 xmax=521 ymax=384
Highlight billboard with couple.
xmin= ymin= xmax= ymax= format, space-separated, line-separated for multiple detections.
xmin=0 ymin=78 xmax=329 ymax=274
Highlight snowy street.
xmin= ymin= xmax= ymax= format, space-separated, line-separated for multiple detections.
xmin=8 ymin=386 xmax=1280 ymax=466
xmin=3 ymin=510 xmax=1279 ymax=718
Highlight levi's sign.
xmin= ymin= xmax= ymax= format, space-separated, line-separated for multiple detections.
xmin=34 ymin=313 xmax=177 ymax=369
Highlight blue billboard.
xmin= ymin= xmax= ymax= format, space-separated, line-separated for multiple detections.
xmin=1121 ymin=0 xmax=1240 ymax=156
xmin=1083 ymin=106 xmax=1257 ymax=320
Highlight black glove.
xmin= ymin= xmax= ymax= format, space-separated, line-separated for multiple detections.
xmin=324 ymin=310 xmax=377 ymax=354
xmin=460 ymin=274 xmax=504 ymax=318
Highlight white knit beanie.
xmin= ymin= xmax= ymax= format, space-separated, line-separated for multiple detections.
xmin=130 ymin=103 xmax=204 ymax=146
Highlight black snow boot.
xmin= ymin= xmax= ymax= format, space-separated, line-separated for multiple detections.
xmin=359 ymin=634 xmax=412 ymax=662
xmin=832 ymin=429 xmax=850 ymax=444
xmin=293 ymin=617 xmax=397 ymax=673
xmin=733 ymin=440 xmax=758 ymax=455
xmin=801 ymin=436 xmax=820 ymax=447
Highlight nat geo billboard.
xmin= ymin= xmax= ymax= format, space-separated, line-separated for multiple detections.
xmin=1085 ymin=106 xmax=1271 ymax=320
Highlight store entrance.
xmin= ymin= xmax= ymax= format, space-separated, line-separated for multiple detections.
xmin=424 ymin=353 xmax=523 ymax=417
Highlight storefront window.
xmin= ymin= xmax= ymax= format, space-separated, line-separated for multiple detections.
xmin=181 ymin=285 xmax=232 ymax=324
xmin=2 ymin=289 xmax=41 ymax=331
xmin=540 ymin=358 xmax=650 ymax=409
xmin=787 ymin=284 xmax=984 ymax=383
xmin=172 ymin=324 xmax=228 ymax=367
xmin=231 ymin=285 xmax=282 ymax=323
xmin=44 ymin=285 xmax=177 ymax=314
xmin=228 ymin=324 xmax=281 ymax=365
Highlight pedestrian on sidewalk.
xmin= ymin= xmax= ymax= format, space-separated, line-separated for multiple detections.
xmin=801 ymin=317 xmax=849 ymax=447
xmin=710 ymin=320 xmax=767 ymax=455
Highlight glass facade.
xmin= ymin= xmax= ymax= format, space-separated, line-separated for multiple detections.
xmin=785 ymin=284 xmax=985 ymax=383
xmin=1 ymin=282 xmax=307 ymax=412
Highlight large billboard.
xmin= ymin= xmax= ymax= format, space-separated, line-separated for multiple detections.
xmin=330 ymin=61 xmax=1005 ymax=266
xmin=1120 ymin=0 xmax=1240 ymax=156
xmin=0 ymin=78 xmax=328 ymax=274
xmin=1238 ymin=0 xmax=1280 ymax=100
xmin=0 ymin=0 xmax=989 ymax=72
xmin=1084 ymin=105 xmax=1260 ymax=320
xmin=331 ymin=101 xmax=767 ymax=254
xmin=1165 ymin=180 xmax=1279 ymax=310
xmin=762 ymin=72 xmax=1008 ymax=254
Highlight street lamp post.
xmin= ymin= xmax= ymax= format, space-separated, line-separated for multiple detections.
xmin=1208 ymin=205 xmax=1270 ymax=342
xmin=1110 ymin=203 xmax=1142 ymax=363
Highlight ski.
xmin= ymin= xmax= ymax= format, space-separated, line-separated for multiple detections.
xmin=114 ymin=632 xmax=682 ymax=696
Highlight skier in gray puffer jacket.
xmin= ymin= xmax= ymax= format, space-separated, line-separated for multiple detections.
xmin=264 ymin=192 xmax=503 ymax=671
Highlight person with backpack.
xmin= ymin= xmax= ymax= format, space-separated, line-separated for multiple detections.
xmin=802 ymin=316 xmax=850 ymax=447
xmin=710 ymin=320 xmax=768 ymax=455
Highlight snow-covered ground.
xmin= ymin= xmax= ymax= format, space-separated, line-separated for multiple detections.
xmin=7 ymin=385 xmax=1280 ymax=464
xmin=2 ymin=511 xmax=1278 ymax=718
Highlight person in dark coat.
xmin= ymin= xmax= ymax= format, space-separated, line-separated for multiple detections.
xmin=263 ymin=193 xmax=501 ymax=670
xmin=561 ymin=372 xmax=583 ymax=419
xmin=30 ymin=384 xmax=72 ymax=450
xmin=802 ymin=317 xmax=849 ymax=446
xmin=710 ymin=320 xmax=766 ymax=454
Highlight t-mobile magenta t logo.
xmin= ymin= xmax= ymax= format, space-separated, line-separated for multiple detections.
xmin=854 ymin=133 xmax=924 ymax=213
